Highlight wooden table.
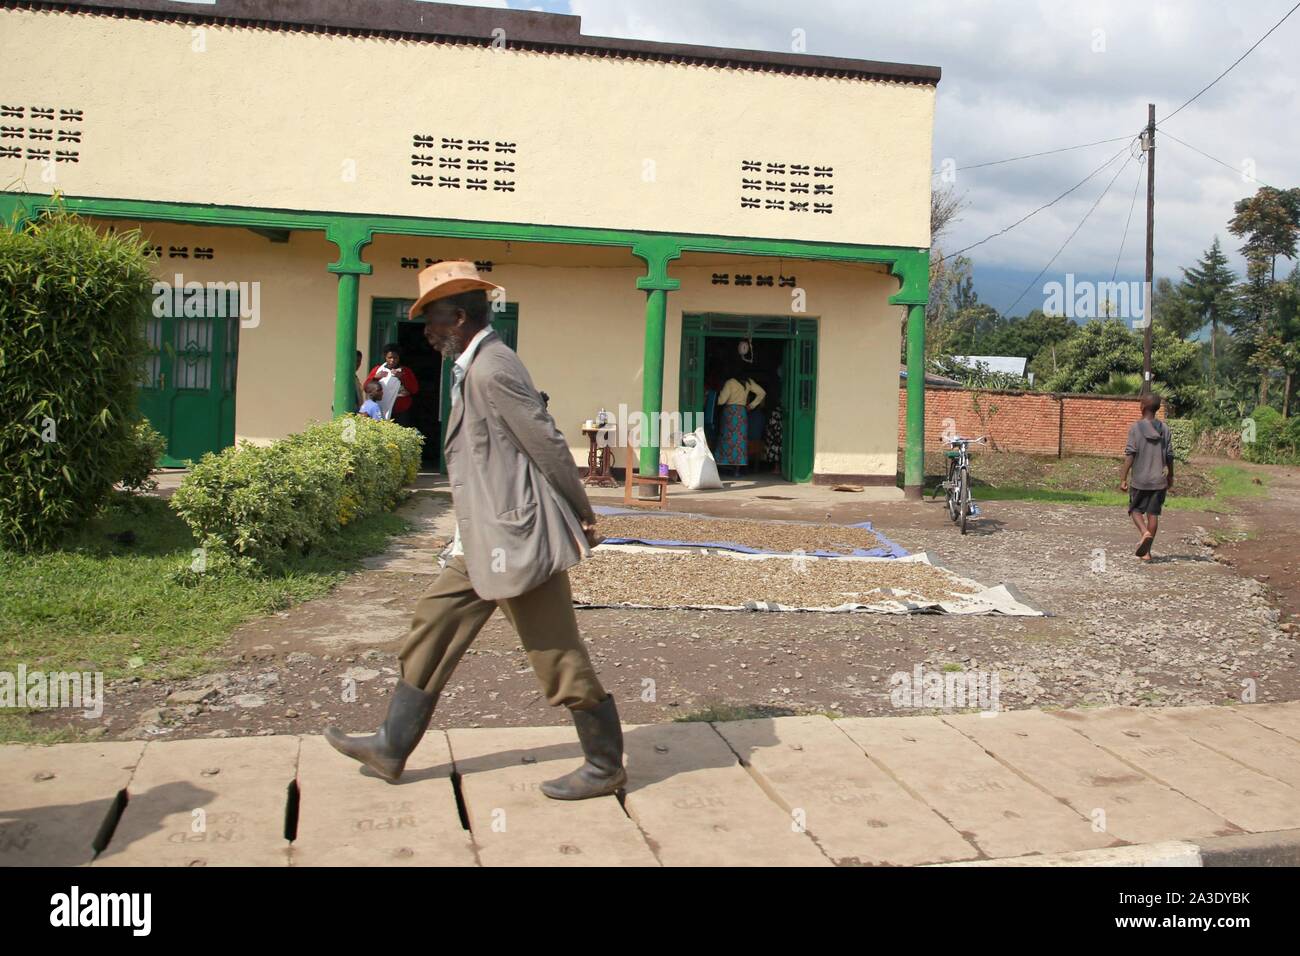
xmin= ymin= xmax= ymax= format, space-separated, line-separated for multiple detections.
xmin=582 ymin=425 xmax=618 ymax=487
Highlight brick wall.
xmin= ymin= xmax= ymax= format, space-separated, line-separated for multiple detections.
xmin=896 ymin=386 xmax=1163 ymax=456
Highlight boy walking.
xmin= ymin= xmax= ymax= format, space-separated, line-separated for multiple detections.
xmin=1120 ymin=393 xmax=1174 ymax=561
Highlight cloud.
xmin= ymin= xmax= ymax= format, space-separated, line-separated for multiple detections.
xmin=568 ymin=0 xmax=1300 ymax=303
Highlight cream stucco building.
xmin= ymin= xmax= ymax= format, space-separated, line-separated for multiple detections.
xmin=0 ymin=0 xmax=938 ymax=493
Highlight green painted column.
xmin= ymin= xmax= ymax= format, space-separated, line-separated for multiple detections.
xmin=904 ymin=302 xmax=926 ymax=499
xmin=639 ymin=287 xmax=668 ymax=480
xmin=632 ymin=239 xmax=681 ymax=488
xmin=332 ymin=271 xmax=361 ymax=418
xmin=325 ymin=220 xmax=374 ymax=419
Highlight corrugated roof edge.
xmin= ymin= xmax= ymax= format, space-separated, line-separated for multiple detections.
xmin=5 ymin=0 xmax=941 ymax=84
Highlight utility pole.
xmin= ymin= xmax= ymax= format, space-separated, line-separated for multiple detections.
xmin=1141 ymin=103 xmax=1155 ymax=395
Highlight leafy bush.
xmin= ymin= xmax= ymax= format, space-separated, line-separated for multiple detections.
xmin=118 ymin=419 xmax=167 ymax=492
xmin=170 ymin=416 xmax=422 ymax=566
xmin=1165 ymin=418 xmax=1195 ymax=464
xmin=0 ymin=210 xmax=155 ymax=550
xmin=1242 ymin=405 xmax=1300 ymax=464
xmin=928 ymin=355 xmax=1032 ymax=391
xmin=1043 ymin=319 xmax=1200 ymax=409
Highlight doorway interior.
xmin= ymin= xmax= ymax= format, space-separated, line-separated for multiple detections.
xmin=369 ymin=298 xmax=518 ymax=471
xmin=679 ymin=314 xmax=818 ymax=482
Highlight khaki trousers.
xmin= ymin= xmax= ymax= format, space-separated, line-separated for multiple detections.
xmin=398 ymin=555 xmax=606 ymax=711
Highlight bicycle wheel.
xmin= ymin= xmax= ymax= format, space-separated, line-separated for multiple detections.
xmin=946 ymin=465 xmax=959 ymax=521
xmin=959 ymin=466 xmax=972 ymax=534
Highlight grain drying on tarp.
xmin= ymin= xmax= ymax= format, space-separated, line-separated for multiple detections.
xmin=569 ymin=550 xmax=979 ymax=608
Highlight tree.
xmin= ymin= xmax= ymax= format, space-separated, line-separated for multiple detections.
xmin=1229 ymin=187 xmax=1300 ymax=284
xmin=931 ymin=183 xmax=966 ymax=243
xmin=1043 ymin=319 xmax=1199 ymax=408
xmin=925 ymin=252 xmax=974 ymax=360
xmin=1178 ymin=237 xmax=1240 ymax=390
xmin=1152 ymin=276 xmax=1199 ymax=340
xmin=1229 ymin=187 xmax=1300 ymax=403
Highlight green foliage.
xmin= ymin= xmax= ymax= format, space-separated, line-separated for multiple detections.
xmin=0 ymin=210 xmax=155 ymax=550
xmin=1166 ymin=418 xmax=1195 ymax=464
xmin=118 ymin=418 xmax=166 ymax=492
xmin=1229 ymin=187 xmax=1300 ymax=267
xmin=1093 ymin=372 xmax=1145 ymax=395
xmin=1043 ymin=319 xmax=1200 ymax=408
xmin=927 ymin=355 xmax=1031 ymax=391
xmin=169 ymin=416 xmax=423 ymax=566
xmin=1242 ymin=405 xmax=1300 ymax=464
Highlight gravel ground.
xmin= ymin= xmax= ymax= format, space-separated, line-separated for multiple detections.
xmin=24 ymin=466 xmax=1300 ymax=740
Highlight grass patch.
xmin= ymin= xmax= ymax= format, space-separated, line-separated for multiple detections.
xmin=0 ymin=492 xmax=410 ymax=684
xmin=0 ymin=711 xmax=83 ymax=745
xmin=909 ymin=452 xmax=1267 ymax=513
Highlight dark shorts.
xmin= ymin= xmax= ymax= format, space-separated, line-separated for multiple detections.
xmin=1128 ymin=488 xmax=1166 ymax=515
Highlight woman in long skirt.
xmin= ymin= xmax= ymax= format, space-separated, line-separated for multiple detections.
xmin=715 ymin=369 xmax=765 ymax=475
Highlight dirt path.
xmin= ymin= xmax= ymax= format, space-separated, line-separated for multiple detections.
xmin=1212 ymin=461 xmax=1300 ymax=627
xmin=38 ymin=465 xmax=1300 ymax=742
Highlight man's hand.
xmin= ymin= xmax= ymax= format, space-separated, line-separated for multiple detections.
xmin=1165 ymin=482 xmax=1173 ymax=495
xmin=581 ymin=519 xmax=604 ymax=549
xmin=1120 ymin=478 xmax=1128 ymax=492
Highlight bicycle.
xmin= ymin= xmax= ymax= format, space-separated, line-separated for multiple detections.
xmin=935 ymin=436 xmax=986 ymax=534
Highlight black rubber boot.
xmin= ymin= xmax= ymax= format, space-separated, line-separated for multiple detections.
xmin=541 ymin=695 xmax=628 ymax=800
xmin=323 ymin=679 xmax=437 ymax=782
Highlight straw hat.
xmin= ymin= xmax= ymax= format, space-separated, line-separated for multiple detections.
xmin=407 ymin=260 xmax=503 ymax=320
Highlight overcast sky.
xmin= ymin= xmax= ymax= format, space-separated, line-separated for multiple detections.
xmin=427 ymin=0 xmax=1299 ymax=312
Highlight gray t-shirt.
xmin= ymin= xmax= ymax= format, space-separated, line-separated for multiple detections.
xmin=1124 ymin=418 xmax=1173 ymax=490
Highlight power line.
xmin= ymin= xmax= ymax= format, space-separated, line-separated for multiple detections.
xmin=939 ymin=136 xmax=1139 ymax=263
xmin=941 ymin=135 xmax=1134 ymax=173
xmin=1003 ymin=149 xmax=1138 ymax=316
xmin=1111 ymin=152 xmax=1146 ymax=283
xmin=1158 ymin=1 xmax=1300 ymax=124
xmin=1160 ymin=130 xmax=1277 ymax=189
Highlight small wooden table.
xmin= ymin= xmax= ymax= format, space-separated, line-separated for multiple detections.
xmin=582 ymin=425 xmax=618 ymax=487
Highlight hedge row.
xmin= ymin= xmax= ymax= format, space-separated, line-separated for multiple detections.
xmin=0 ymin=211 xmax=156 ymax=550
xmin=1242 ymin=406 xmax=1300 ymax=465
xmin=1165 ymin=419 xmax=1195 ymax=464
xmin=170 ymin=416 xmax=423 ymax=565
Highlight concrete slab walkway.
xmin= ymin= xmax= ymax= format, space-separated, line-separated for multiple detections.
xmin=4 ymin=702 xmax=1299 ymax=866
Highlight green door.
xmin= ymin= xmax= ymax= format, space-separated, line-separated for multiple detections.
xmin=677 ymin=314 xmax=816 ymax=483
xmin=370 ymin=299 xmax=517 ymax=472
xmin=139 ymin=307 xmax=238 ymax=467
xmin=784 ymin=319 xmax=818 ymax=483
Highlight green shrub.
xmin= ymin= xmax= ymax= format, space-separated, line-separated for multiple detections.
xmin=0 ymin=210 xmax=155 ymax=550
xmin=1166 ymin=419 xmax=1195 ymax=464
xmin=169 ymin=416 xmax=422 ymax=566
xmin=1242 ymin=405 xmax=1299 ymax=464
xmin=118 ymin=418 xmax=167 ymax=492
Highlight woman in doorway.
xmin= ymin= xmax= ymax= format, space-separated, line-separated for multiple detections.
xmin=364 ymin=342 xmax=419 ymax=426
xmin=715 ymin=363 xmax=765 ymax=477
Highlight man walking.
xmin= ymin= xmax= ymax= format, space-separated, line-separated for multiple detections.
xmin=1120 ymin=392 xmax=1174 ymax=562
xmin=325 ymin=261 xmax=626 ymax=800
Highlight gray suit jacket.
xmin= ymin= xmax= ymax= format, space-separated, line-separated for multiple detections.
xmin=444 ymin=331 xmax=596 ymax=600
